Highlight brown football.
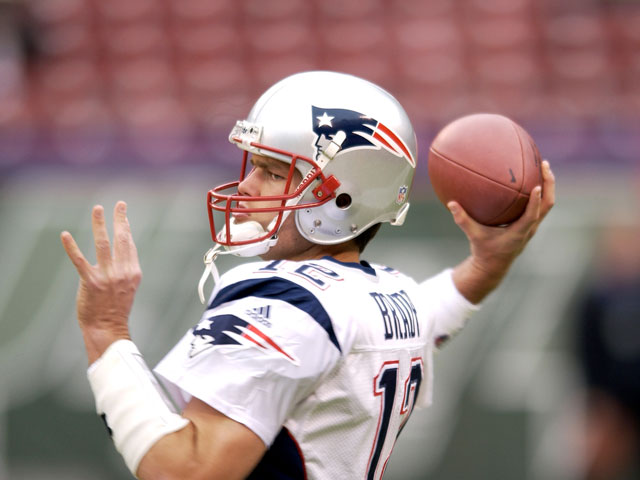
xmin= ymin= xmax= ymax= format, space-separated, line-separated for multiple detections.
xmin=428 ymin=113 xmax=543 ymax=226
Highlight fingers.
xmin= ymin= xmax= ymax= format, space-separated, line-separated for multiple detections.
xmin=539 ymin=160 xmax=556 ymax=218
xmin=60 ymin=230 xmax=91 ymax=276
xmin=514 ymin=160 xmax=555 ymax=237
xmin=66 ymin=202 xmax=139 ymax=270
xmin=514 ymin=185 xmax=542 ymax=231
xmin=92 ymin=205 xmax=112 ymax=268
xmin=448 ymin=201 xmax=482 ymax=238
xmin=113 ymin=201 xmax=138 ymax=265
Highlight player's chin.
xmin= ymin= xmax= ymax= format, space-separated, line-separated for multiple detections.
xmin=235 ymin=213 xmax=276 ymax=232
xmin=232 ymin=212 xmax=251 ymax=223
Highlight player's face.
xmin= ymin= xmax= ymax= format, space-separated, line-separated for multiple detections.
xmin=235 ymin=154 xmax=302 ymax=229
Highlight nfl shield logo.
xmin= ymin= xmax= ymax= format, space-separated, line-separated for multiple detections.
xmin=396 ymin=185 xmax=408 ymax=204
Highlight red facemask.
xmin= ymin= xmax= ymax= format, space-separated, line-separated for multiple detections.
xmin=207 ymin=140 xmax=341 ymax=247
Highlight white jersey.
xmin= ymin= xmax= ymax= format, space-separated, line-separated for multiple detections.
xmin=154 ymin=256 xmax=477 ymax=480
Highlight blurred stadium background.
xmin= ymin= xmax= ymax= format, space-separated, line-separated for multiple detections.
xmin=0 ymin=0 xmax=639 ymax=478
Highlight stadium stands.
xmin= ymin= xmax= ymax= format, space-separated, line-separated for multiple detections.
xmin=0 ymin=0 xmax=638 ymax=166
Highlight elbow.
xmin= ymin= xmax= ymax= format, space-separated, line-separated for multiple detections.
xmin=137 ymin=447 xmax=240 ymax=480
xmin=135 ymin=430 xmax=205 ymax=480
xmin=137 ymin=457 xmax=208 ymax=480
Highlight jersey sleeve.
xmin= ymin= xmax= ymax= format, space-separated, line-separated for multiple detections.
xmin=418 ymin=268 xmax=480 ymax=349
xmin=153 ymin=273 xmax=343 ymax=447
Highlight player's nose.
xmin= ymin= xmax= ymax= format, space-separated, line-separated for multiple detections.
xmin=238 ymin=167 xmax=260 ymax=197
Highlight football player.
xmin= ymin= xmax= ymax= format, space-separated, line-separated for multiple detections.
xmin=61 ymin=71 xmax=555 ymax=479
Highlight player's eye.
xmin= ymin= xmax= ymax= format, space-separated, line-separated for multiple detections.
xmin=269 ymin=171 xmax=285 ymax=181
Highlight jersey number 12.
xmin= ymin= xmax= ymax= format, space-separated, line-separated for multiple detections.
xmin=366 ymin=358 xmax=423 ymax=479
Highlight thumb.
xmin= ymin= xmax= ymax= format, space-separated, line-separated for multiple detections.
xmin=447 ymin=201 xmax=477 ymax=236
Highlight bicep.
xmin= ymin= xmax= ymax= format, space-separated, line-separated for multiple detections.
xmin=137 ymin=397 xmax=266 ymax=480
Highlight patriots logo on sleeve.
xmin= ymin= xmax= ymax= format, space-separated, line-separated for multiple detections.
xmin=312 ymin=106 xmax=415 ymax=167
xmin=189 ymin=310 xmax=299 ymax=365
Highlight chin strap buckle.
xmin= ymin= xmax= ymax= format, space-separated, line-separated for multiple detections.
xmin=198 ymin=247 xmax=221 ymax=305
xmin=312 ymin=175 xmax=340 ymax=200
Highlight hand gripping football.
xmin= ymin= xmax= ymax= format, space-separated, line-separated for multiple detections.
xmin=428 ymin=113 xmax=543 ymax=226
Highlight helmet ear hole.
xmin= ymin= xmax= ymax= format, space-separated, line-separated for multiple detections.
xmin=336 ymin=193 xmax=352 ymax=209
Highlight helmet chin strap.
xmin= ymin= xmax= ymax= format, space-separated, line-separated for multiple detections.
xmin=198 ymin=143 xmax=342 ymax=304
xmin=218 ymin=216 xmax=281 ymax=257
xmin=197 ymin=212 xmax=290 ymax=304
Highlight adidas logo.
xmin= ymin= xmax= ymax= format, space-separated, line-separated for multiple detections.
xmin=245 ymin=306 xmax=272 ymax=328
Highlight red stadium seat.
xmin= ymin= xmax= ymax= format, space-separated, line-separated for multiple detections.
xmin=16 ymin=0 xmax=640 ymax=161
xmin=101 ymin=23 xmax=171 ymax=60
xmin=48 ymin=96 xmax=116 ymax=164
xmin=180 ymin=58 xmax=250 ymax=101
xmin=467 ymin=0 xmax=531 ymax=16
xmin=115 ymin=95 xmax=194 ymax=164
xmin=168 ymin=0 xmax=237 ymax=24
xmin=471 ymin=52 xmax=542 ymax=87
xmin=244 ymin=21 xmax=313 ymax=56
xmin=388 ymin=0 xmax=455 ymax=20
xmin=613 ymin=9 xmax=640 ymax=47
xmin=195 ymin=92 xmax=254 ymax=130
xmin=319 ymin=20 xmax=388 ymax=57
xmin=28 ymin=0 xmax=90 ymax=26
xmin=320 ymin=55 xmax=395 ymax=92
xmin=396 ymin=87 xmax=470 ymax=125
xmin=93 ymin=0 xmax=163 ymax=25
xmin=107 ymin=58 xmax=177 ymax=101
xmin=315 ymin=0 xmax=383 ymax=20
xmin=397 ymin=52 xmax=467 ymax=91
xmin=35 ymin=58 xmax=102 ymax=102
xmin=0 ymin=94 xmax=36 ymax=167
xmin=241 ymin=0 xmax=311 ymax=22
xmin=247 ymin=54 xmax=317 ymax=93
xmin=465 ymin=18 xmax=536 ymax=53
xmin=37 ymin=23 xmax=97 ymax=60
xmin=391 ymin=18 xmax=464 ymax=56
xmin=547 ymin=50 xmax=610 ymax=83
xmin=544 ymin=13 xmax=606 ymax=50
xmin=172 ymin=23 xmax=242 ymax=60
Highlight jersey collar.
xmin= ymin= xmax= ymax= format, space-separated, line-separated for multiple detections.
xmin=321 ymin=256 xmax=377 ymax=277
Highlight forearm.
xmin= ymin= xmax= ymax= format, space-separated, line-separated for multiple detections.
xmin=82 ymin=325 xmax=131 ymax=365
xmin=447 ymin=161 xmax=555 ymax=305
xmin=451 ymin=254 xmax=513 ymax=305
xmin=87 ymin=340 xmax=265 ymax=480
xmin=420 ymin=268 xmax=481 ymax=348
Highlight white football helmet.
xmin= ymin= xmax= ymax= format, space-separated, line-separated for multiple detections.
xmin=207 ymin=71 xmax=418 ymax=256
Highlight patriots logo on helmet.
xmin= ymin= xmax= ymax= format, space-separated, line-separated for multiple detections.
xmin=189 ymin=313 xmax=298 ymax=365
xmin=312 ymin=106 xmax=415 ymax=167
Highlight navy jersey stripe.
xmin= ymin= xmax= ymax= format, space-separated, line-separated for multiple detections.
xmin=322 ymin=255 xmax=377 ymax=276
xmin=209 ymin=277 xmax=341 ymax=353
xmin=247 ymin=428 xmax=306 ymax=480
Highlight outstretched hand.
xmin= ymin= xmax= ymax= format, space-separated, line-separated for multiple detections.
xmin=61 ymin=201 xmax=141 ymax=364
xmin=449 ymin=160 xmax=556 ymax=304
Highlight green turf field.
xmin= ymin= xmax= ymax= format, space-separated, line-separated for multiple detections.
xmin=0 ymin=166 xmax=634 ymax=479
